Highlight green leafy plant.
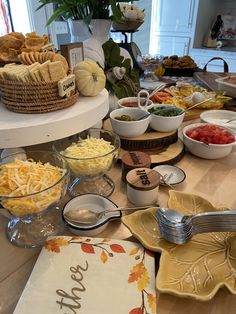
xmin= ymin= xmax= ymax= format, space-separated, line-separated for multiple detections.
xmin=37 ymin=0 xmax=139 ymax=27
xmin=102 ymin=39 xmax=140 ymax=99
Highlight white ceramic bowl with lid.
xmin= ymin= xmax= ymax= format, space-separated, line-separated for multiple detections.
xmin=126 ymin=168 xmax=160 ymax=206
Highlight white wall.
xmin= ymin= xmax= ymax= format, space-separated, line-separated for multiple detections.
xmin=26 ymin=0 xmax=48 ymax=36
xmin=217 ymin=0 xmax=236 ymax=16
xmin=133 ymin=0 xmax=152 ymax=54
xmin=193 ymin=0 xmax=221 ymax=48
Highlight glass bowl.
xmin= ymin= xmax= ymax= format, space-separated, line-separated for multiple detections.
xmin=53 ymin=128 xmax=120 ymax=197
xmin=0 ymin=151 xmax=70 ymax=248
xmin=138 ymin=54 xmax=164 ymax=81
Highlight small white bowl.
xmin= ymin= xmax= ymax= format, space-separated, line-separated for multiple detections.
xmin=200 ymin=109 xmax=236 ymax=130
xmin=110 ymin=108 xmax=150 ymax=138
xmin=62 ymin=194 xmax=119 ymax=236
xmin=183 ymin=123 xmax=236 ymax=159
xmin=148 ymin=104 xmax=185 ymax=132
xmin=153 ymin=165 xmax=186 ymax=185
xmin=118 ymin=96 xmax=153 ymax=110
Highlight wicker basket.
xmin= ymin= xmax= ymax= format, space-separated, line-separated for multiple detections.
xmin=0 ymin=79 xmax=78 ymax=113
xmin=112 ymin=20 xmax=144 ymax=31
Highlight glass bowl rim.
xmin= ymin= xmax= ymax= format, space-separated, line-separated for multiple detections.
xmin=0 ymin=150 xmax=70 ymax=199
xmin=53 ymin=128 xmax=121 ymax=161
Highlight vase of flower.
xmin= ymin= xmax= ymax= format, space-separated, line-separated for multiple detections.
xmin=68 ymin=18 xmax=112 ymax=43
xmin=37 ymin=1 xmax=132 ymax=43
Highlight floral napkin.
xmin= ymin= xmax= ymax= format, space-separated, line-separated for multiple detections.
xmin=14 ymin=236 xmax=156 ymax=314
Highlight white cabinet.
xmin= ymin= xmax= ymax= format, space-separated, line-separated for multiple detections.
xmin=190 ymin=48 xmax=236 ymax=72
xmin=152 ymin=0 xmax=195 ymax=34
xmin=149 ymin=0 xmax=198 ymax=56
xmin=152 ymin=36 xmax=190 ymax=56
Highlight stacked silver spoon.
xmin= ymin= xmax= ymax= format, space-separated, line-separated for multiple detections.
xmin=157 ymin=207 xmax=236 ymax=244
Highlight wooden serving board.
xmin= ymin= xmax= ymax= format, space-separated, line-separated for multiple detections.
xmin=103 ymin=118 xmax=178 ymax=150
xmin=194 ymin=71 xmax=236 ymax=112
xmin=119 ymin=139 xmax=185 ymax=166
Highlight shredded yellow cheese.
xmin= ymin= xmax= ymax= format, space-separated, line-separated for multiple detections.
xmin=0 ymin=159 xmax=66 ymax=215
xmin=61 ymin=137 xmax=115 ymax=176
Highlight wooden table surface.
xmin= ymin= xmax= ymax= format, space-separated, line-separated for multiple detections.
xmin=1 ymin=73 xmax=236 ymax=314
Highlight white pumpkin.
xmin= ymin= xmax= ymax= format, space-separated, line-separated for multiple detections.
xmin=73 ymin=60 xmax=106 ymax=97
xmin=83 ymin=38 xmax=105 ymax=69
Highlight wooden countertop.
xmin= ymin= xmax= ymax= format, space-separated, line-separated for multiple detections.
xmin=1 ymin=73 xmax=236 ymax=314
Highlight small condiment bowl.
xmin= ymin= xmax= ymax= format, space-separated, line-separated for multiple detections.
xmin=183 ymin=123 xmax=236 ymax=159
xmin=62 ymin=193 xmax=119 ymax=236
xmin=148 ymin=104 xmax=185 ymax=132
xmin=118 ymin=96 xmax=153 ymax=109
xmin=200 ymin=109 xmax=236 ymax=130
xmin=110 ymin=108 xmax=150 ymax=138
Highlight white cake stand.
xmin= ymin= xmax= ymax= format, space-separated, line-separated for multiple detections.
xmin=0 ymin=89 xmax=109 ymax=149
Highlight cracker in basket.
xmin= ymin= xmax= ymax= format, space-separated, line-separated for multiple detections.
xmin=48 ymin=61 xmax=66 ymax=81
xmin=0 ymin=68 xmax=5 ymax=79
xmin=34 ymin=70 xmax=42 ymax=82
xmin=2 ymin=64 xmax=26 ymax=81
xmin=52 ymin=54 xmax=69 ymax=74
xmin=18 ymin=52 xmax=30 ymax=65
xmin=27 ymin=63 xmax=41 ymax=82
xmin=38 ymin=60 xmax=51 ymax=81
xmin=29 ymin=51 xmax=37 ymax=63
xmin=44 ymin=51 xmax=55 ymax=62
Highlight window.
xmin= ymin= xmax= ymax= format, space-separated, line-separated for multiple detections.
xmin=8 ymin=0 xmax=31 ymax=34
xmin=0 ymin=0 xmax=13 ymax=35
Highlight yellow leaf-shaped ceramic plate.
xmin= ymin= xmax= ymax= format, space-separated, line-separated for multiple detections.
xmin=122 ymin=190 xmax=236 ymax=301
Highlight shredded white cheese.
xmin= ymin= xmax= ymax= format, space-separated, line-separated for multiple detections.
xmin=0 ymin=159 xmax=66 ymax=215
xmin=61 ymin=137 xmax=115 ymax=176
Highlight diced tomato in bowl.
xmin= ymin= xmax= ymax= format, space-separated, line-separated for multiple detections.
xmin=183 ymin=123 xmax=236 ymax=159
xmin=186 ymin=125 xmax=235 ymax=145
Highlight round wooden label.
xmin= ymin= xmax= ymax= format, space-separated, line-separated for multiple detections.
xmin=121 ymin=151 xmax=151 ymax=168
xmin=126 ymin=168 xmax=160 ymax=191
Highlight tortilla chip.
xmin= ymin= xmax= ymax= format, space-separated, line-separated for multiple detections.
xmin=10 ymin=32 xmax=25 ymax=43
xmin=25 ymin=32 xmax=37 ymax=38
xmin=25 ymin=37 xmax=45 ymax=51
xmin=43 ymin=35 xmax=49 ymax=45
xmin=0 ymin=51 xmax=12 ymax=61
xmin=8 ymin=48 xmax=18 ymax=60
xmin=0 ymin=34 xmax=23 ymax=50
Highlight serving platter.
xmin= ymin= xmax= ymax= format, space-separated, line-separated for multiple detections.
xmin=122 ymin=190 xmax=236 ymax=301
